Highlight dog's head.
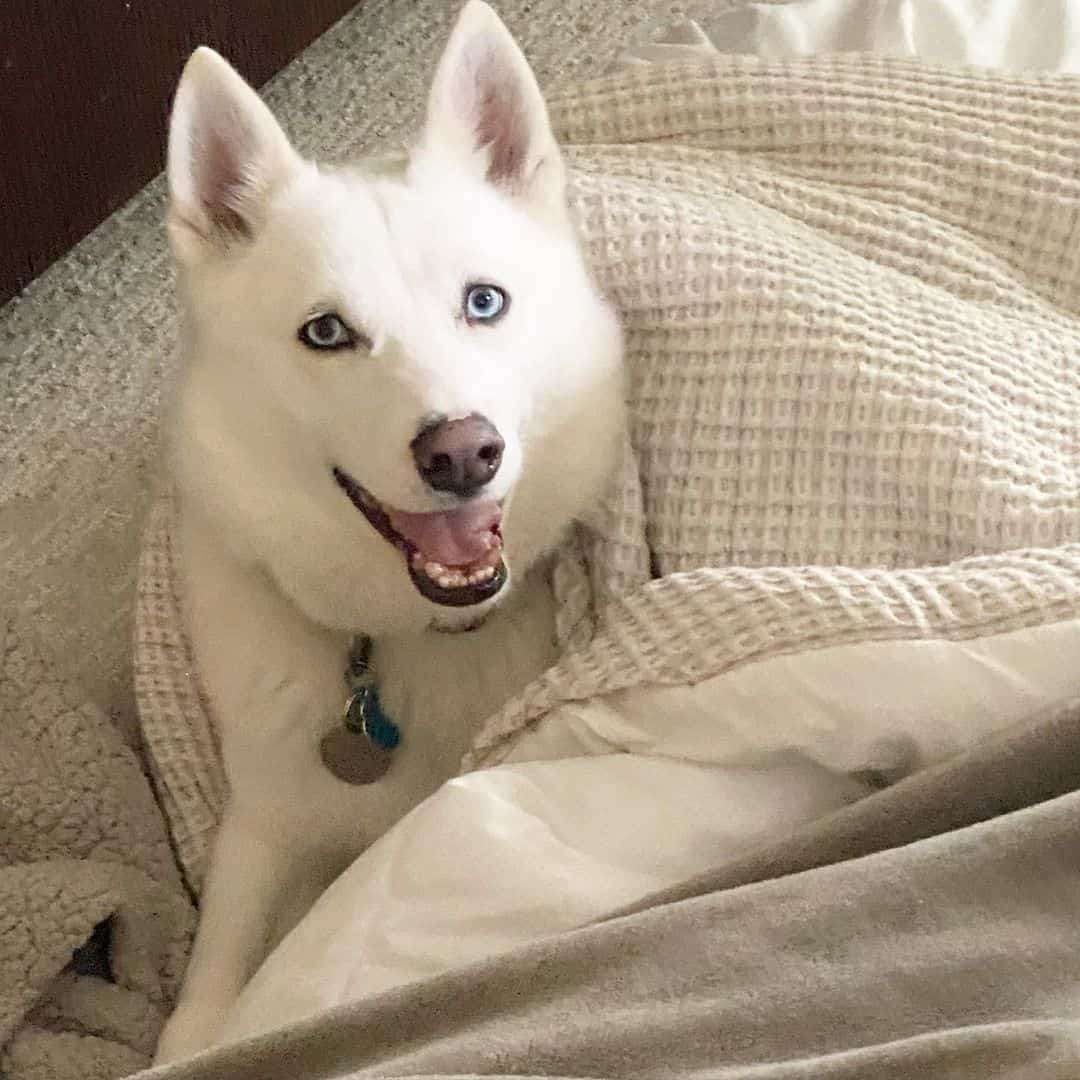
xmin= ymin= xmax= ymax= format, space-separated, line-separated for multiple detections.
xmin=167 ymin=1 xmax=624 ymax=634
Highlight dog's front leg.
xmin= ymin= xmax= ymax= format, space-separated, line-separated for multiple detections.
xmin=155 ymin=516 xmax=352 ymax=1064
xmin=153 ymin=808 xmax=331 ymax=1064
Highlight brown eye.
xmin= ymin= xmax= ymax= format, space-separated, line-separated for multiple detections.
xmin=299 ymin=313 xmax=354 ymax=350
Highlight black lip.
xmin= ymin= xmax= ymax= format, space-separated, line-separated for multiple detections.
xmin=332 ymin=466 xmax=508 ymax=608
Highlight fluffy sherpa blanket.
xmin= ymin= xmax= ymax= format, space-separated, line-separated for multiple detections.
xmin=0 ymin=616 xmax=193 ymax=1078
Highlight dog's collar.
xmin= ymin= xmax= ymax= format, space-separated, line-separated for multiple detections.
xmin=343 ymin=636 xmax=400 ymax=747
xmin=319 ymin=636 xmax=401 ymax=784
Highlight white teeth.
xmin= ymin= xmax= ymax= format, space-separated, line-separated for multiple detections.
xmin=436 ymin=570 xmax=468 ymax=590
xmin=427 ymin=562 xmax=468 ymax=589
xmin=414 ymin=552 xmax=502 ymax=590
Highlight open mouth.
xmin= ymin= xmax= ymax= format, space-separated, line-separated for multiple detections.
xmin=332 ymin=466 xmax=508 ymax=607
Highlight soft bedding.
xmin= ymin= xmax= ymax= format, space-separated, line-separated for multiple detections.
xmin=0 ymin=620 xmax=193 ymax=1078
xmin=137 ymin=40 xmax=1080 ymax=1063
xmin=139 ymin=697 xmax=1080 ymax=1080
xmin=0 ymin=2 xmax=1073 ymax=1080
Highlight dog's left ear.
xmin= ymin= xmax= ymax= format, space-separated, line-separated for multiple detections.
xmin=416 ymin=1 xmax=565 ymax=219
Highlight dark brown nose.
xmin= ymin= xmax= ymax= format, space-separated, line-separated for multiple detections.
xmin=411 ymin=414 xmax=504 ymax=497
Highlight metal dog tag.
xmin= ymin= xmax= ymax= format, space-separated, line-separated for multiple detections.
xmin=320 ymin=684 xmax=399 ymax=785
xmin=320 ymin=726 xmax=393 ymax=784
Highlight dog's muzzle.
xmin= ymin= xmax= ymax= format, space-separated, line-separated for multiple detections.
xmin=331 ymin=466 xmax=508 ymax=608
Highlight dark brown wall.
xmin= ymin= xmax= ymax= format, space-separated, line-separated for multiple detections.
xmin=0 ymin=0 xmax=359 ymax=305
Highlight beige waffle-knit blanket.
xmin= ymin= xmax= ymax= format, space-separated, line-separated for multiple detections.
xmin=137 ymin=55 xmax=1080 ymax=886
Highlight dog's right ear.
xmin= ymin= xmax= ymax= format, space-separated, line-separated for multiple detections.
xmin=166 ymin=48 xmax=302 ymax=264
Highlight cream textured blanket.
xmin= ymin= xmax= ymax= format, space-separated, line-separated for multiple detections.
xmin=473 ymin=53 xmax=1080 ymax=762
xmin=137 ymin=54 xmax=1080 ymax=887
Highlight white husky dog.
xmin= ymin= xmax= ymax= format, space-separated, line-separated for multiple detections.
xmin=156 ymin=0 xmax=624 ymax=1063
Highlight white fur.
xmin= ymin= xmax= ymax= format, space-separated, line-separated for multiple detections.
xmin=155 ymin=2 xmax=624 ymax=1064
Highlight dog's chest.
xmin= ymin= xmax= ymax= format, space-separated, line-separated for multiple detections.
xmin=283 ymin=578 xmax=559 ymax=858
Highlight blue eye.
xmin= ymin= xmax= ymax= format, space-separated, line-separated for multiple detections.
xmin=299 ymin=313 xmax=354 ymax=350
xmin=464 ymin=284 xmax=508 ymax=324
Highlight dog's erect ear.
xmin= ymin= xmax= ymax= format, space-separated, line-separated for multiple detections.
xmin=167 ymin=47 xmax=302 ymax=263
xmin=416 ymin=1 xmax=565 ymax=216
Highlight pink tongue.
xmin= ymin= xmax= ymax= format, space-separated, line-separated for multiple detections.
xmin=387 ymin=501 xmax=501 ymax=567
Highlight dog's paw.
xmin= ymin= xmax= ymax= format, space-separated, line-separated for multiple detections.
xmin=153 ymin=999 xmax=228 ymax=1066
